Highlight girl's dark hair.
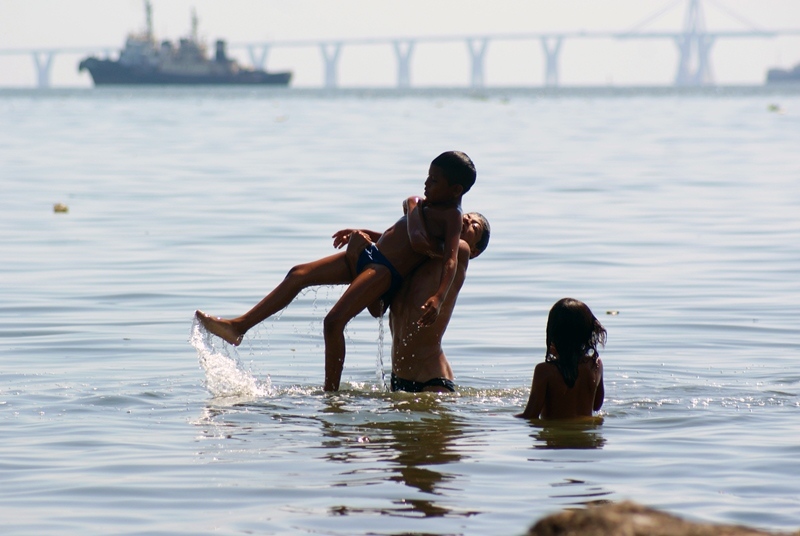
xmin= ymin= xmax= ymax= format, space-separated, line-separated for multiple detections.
xmin=545 ymin=298 xmax=607 ymax=388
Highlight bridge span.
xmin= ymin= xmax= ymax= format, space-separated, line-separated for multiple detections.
xmin=2 ymin=0 xmax=799 ymax=89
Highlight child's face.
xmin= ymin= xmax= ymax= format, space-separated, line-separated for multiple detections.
xmin=461 ymin=213 xmax=484 ymax=258
xmin=424 ymin=164 xmax=458 ymax=204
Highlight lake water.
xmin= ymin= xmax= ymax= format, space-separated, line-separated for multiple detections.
xmin=2 ymin=85 xmax=800 ymax=535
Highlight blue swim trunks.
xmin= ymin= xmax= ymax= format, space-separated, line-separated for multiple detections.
xmin=356 ymin=244 xmax=403 ymax=314
xmin=391 ymin=373 xmax=456 ymax=393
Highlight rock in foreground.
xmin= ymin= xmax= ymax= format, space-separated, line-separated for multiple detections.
xmin=528 ymin=501 xmax=799 ymax=536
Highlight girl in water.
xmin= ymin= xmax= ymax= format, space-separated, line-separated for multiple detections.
xmin=517 ymin=298 xmax=607 ymax=420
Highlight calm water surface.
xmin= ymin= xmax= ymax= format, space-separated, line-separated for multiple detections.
xmin=2 ymin=86 xmax=800 ymax=535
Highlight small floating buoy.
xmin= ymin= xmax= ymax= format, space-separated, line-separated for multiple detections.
xmin=53 ymin=203 xmax=69 ymax=213
xmin=606 ymin=310 xmax=619 ymax=316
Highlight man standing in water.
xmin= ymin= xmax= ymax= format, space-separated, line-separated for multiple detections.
xmin=197 ymin=151 xmax=478 ymax=392
xmin=198 ymin=191 xmax=490 ymax=393
xmin=343 ymin=209 xmax=490 ymax=393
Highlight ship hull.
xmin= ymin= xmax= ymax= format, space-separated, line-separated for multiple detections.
xmin=766 ymin=65 xmax=800 ymax=84
xmin=79 ymin=57 xmax=291 ymax=86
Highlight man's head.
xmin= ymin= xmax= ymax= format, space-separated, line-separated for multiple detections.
xmin=430 ymin=151 xmax=476 ymax=195
xmin=462 ymin=212 xmax=490 ymax=259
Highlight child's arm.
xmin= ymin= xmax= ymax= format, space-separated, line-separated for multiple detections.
xmin=405 ymin=196 xmax=443 ymax=258
xmin=516 ymin=363 xmax=548 ymax=419
xmin=593 ymin=359 xmax=605 ymax=411
xmin=417 ymin=208 xmax=463 ymax=326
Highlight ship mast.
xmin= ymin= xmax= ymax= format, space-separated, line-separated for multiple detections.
xmin=144 ymin=0 xmax=153 ymax=41
xmin=191 ymin=8 xmax=198 ymax=42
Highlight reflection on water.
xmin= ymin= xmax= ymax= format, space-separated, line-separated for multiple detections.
xmin=528 ymin=417 xmax=607 ymax=450
xmin=548 ymin=478 xmax=614 ymax=505
xmin=524 ymin=418 xmax=614 ymax=507
xmin=195 ymin=392 xmax=483 ymax=520
xmin=318 ymin=395 xmax=480 ymax=519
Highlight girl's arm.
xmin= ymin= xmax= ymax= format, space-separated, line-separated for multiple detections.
xmin=593 ymin=359 xmax=605 ymax=412
xmin=516 ymin=363 xmax=548 ymax=419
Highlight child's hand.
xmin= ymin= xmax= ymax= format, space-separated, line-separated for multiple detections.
xmin=417 ymin=296 xmax=442 ymax=326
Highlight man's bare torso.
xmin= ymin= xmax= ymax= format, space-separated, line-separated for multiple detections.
xmin=388 ymin=241 xmax=470 ymax=383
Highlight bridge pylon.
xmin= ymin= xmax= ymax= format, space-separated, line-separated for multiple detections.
xmin=674 ymin=0 xmax=715 ymax=86
xmin=466 ymin=38 xmax=489 ymax=88
xmin=393 ymin=40 xmax=415 ymax=88
xmin=33 ymin=51 xmax=54 ymax=88
xmin=247 ymin=44 xmax=270 ymax=70
xmin=319 ymin=43 xmax=342 ymax=88
xmin=540 ymin=37 xmax=563 ymax=87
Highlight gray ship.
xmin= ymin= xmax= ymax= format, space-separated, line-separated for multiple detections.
xmin=766 ymin=62 xmax=800 ymax=84
xmin=79 ymin=2 xmax=291 ymax=86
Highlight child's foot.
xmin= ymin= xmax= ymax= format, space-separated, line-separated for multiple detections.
xmin=195 ymin=310 xmax=244 ymax=346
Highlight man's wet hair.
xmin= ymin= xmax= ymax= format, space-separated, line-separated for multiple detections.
xmin=431 ymin=151 xmax=476 ymax=194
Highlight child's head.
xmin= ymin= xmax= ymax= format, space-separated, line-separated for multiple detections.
xmin=545 ymin=298 xmax=607 ymax=387
xmin=462 ymin=212 xmax=490 ymax=259
xmin=431 ymin=151 xmax=476 ymax=195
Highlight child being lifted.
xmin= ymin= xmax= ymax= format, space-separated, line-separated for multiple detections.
xmin=196 ymin=151 xmax=477 ymax=392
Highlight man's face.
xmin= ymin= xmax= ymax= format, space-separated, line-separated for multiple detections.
xmin=461 ymin=213 xmax=484 ymax=258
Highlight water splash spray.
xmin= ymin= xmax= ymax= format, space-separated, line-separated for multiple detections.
xmin=375 ymin=305 xmax=388 ymax=391
xmin=189 ymin=318 xmax=271 ymax=398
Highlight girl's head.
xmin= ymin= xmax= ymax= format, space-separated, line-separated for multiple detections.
xmin=545 ymin=298 xmax=607 ymax=388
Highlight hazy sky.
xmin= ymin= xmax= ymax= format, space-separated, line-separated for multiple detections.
xmin=1 ymin=0 xmax=798 ymax=87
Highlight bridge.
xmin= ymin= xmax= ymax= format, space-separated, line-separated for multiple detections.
xmin=2 ymin=0 xmax=799 ymax=89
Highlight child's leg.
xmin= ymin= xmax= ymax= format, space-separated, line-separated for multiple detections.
xmin=323 ymin=265 xmax=392 ymax=391
xmin=196 ymin=252 xmax=352 ymax=346
xmin=344 ymin=232 xmax=384 ymax=318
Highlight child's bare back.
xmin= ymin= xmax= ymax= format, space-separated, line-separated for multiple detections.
xmin=525 ymin=357 xmax=604 ymax=419
xmin=517 ymin=298 xmax=607 ymax=420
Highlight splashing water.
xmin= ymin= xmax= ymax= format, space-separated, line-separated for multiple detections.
xmin=375 ymin=308 xmax=389 ymax=391
xmin=189 ymin=319 xmax=272 ymax=398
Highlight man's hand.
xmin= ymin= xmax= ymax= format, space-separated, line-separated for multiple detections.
xmin=343 ymin=230 xmax=372 ymax=271
xmin=403 ymin=196 xmax=423 ymax=214
xmin=345 ymin=230 xmax=372 ymax=251
xmin=417 ymin=295 xmax=442 ymax=326
xmin=332 ymin=229 xmax=360 ymax=249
